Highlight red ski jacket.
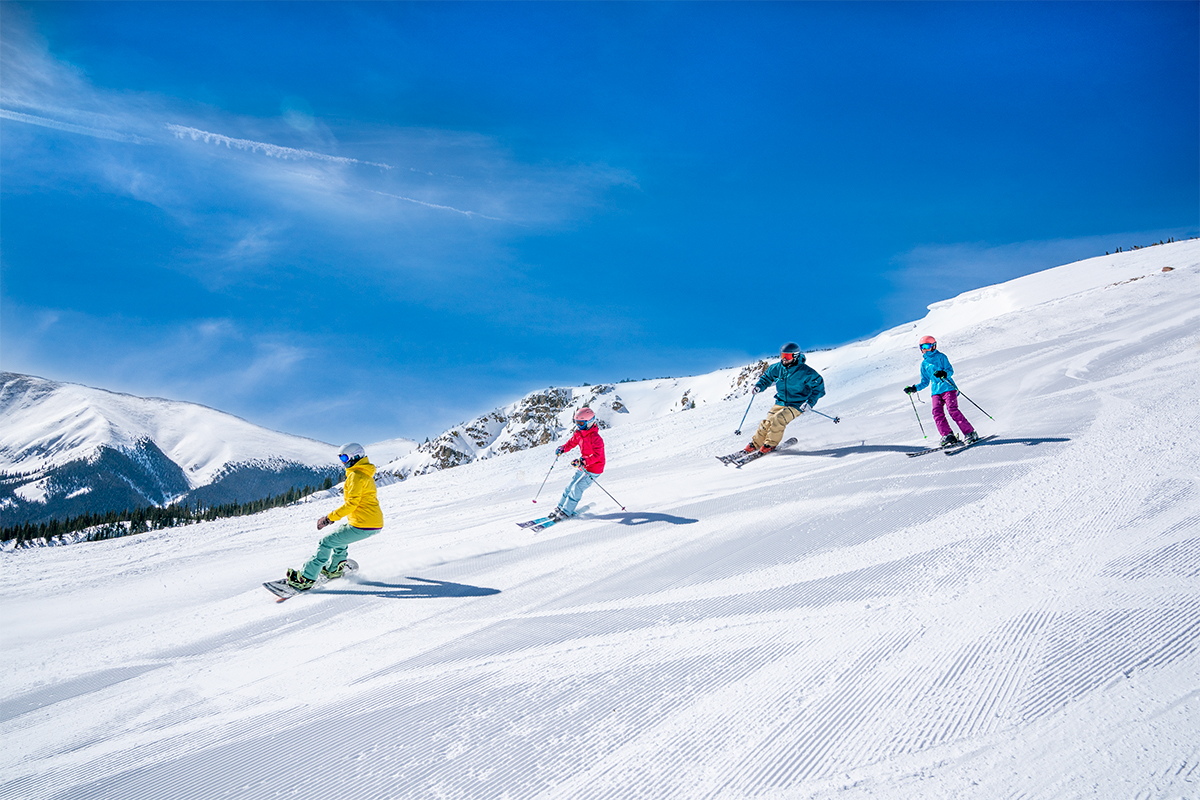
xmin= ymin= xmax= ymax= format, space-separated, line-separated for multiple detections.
xmin=559 ymin=425 xmax=605 ymax=474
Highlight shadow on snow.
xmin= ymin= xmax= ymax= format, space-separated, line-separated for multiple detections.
xmin=321 ymin=577 xmax=501 ymax=600
xmin=588 ymin=511 xmax=700 ymax=526
xmin=784 ymin=436 xmax=1071 ymax=458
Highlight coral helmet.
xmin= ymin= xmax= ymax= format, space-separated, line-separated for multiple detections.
xmin=573 ymin=407 xmax=596 ymax=429
xmin=919 ymin=336 xmax=937 ymax=352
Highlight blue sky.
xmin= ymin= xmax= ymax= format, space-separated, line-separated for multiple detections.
xmin=2 ymin=1 xmax=1197 ymax=446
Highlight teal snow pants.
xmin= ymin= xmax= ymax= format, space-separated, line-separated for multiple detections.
xmin=302 ymin=523 xmax=381 ymax=580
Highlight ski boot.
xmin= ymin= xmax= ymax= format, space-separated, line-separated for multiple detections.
xmin=743 ymin=443 xmax=758 ymax=453
xmin=549 ymin=507 xmax=570 ymax=521
xmin=939 ymin=434 xmax=962 ymax=447
xmin=759 ymin=444 xmax=776 ymax=454
xmin=963 ymin=431 xmax=981 ymax=444
xmin=285 ymin=568 xmax=315 ymax=591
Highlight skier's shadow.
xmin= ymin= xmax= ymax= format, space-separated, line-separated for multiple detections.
xmin=589 ymin=511 xmax=699 ymax=526
xmin=322 ymin=577 xmax=501 ymax=600
xmin=784 ymin=444 xmax=930 ymax=458
xmin=943 ymin=436 xmax=1069 ymax=454
xmin=786 ymin=437 xmax=1070 ymax=458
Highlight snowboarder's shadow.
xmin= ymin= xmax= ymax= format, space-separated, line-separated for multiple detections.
xmin=322 ymin=577 xmax=501 ymax=600
xmin=590 ymin=511 xmax=699 ymax=526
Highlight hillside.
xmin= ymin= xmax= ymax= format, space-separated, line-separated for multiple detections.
xmin=0 ymin=374 xmax=344 ymax=526
xmin=1 ymin=240 xmax=1197 ymax=800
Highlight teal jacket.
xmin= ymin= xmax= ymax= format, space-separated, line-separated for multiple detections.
xmin=913 ymin=350 xmax=957 ymax=396
xmin=754 ymin=355 xmax=826 ymax=409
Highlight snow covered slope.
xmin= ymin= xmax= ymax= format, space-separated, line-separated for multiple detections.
xmin=1 ymin=240 xmax=1197 ymax=800
xmin=0 ymin=374 xmax=342 ymax=525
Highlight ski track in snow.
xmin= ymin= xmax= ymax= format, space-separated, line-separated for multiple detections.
xmin=2 ymin=243 xmax=1199 ymax=800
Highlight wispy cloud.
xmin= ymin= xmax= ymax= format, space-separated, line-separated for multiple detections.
xmin=367 ymin=189 xmax=504 ymax=221
xmin=165 ymin=124 xmax=393 ymax=170
xmin=0 ymin=108 xmax=150 ymax=144
xmin=883 ymin=228 xmax=1198 ymax=320
xmin=2 ymin=12 xmax=634 ymax=236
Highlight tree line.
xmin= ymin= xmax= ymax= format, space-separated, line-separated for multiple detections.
xmin=2 ymin=476 xmax=336 ymax=548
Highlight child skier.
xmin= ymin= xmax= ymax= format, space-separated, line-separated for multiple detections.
xmin=285 ymin=442 xmax=384 ymax=590
xmin=744 ymin=342 xmax=826 ymax=454
xmin=552 ymin=407 xmax=605 ymax=520
xmin=904 ymin=336 xmax=980 ymax=447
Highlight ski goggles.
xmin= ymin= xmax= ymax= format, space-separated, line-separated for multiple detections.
xmin=920 ymin=343 xmax=936 ymax=352
xmin=781 ymin=351 xmax=797 ymax=362
xmin=338 ymin=453 xmax=353 ymax=464
xmin=575 ymin=419 xmax=592 ymax=429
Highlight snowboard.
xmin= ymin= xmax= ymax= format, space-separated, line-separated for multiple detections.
xmin=263 ymin=559 xmax=358 ymax=602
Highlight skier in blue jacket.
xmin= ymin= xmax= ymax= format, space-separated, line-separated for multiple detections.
xmin=743 ymin=342 xmax=826 ymax=454
xmin=904 ymin=336 xmax=979 ymax=447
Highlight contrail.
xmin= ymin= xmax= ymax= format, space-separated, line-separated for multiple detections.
xmin=0 ymin=108 xmax=149 ymax=143
xmin=367 ymin=189 xmax=503 ymax=221
xmin=167 ymin=124 xmax=392 ymax=170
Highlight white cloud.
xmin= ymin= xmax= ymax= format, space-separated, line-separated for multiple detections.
xmin=0 ymin=108 xmax=150 ymax=144
xmin=165 ymin=124 xmax=393 ymax=170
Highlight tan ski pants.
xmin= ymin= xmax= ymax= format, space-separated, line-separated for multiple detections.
xmin=752 ymin=404 xmax=802 ymax=449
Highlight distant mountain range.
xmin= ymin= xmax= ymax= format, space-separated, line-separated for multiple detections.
xmin=0 ymin=360 xmax=768 ymax=529
xmin=381 ymin=362 xmax=768 ymax=478
xmin=0 ymin=373 xmax=352 ymax=527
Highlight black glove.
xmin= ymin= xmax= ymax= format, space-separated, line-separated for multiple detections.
xmin=317 ymin=515 xmax=332 ymax=530
xmin=904 ymin=386 xmax=917 ymax=395
xmin=933 ymin=370 xmax=947 ymax=379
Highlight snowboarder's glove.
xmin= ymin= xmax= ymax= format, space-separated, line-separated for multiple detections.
xmin=555 ymin=446 xmax=565 ymax=456
xmin=317 ymin=515 xmax=332 ymax=530
xmin=933 ymin=370 xmax=947 ymax=379
xmin=904 ymin=386 xmax=917 ymax=394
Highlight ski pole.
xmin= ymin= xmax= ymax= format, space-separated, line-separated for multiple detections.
xmin=908 ymin=392 xmax=927 ymax=438
xmin=588 ymin=474 xmax=626 ymax=511
xmin=734 ymin=391 xmax=756 ymax=436
xmin=946 ymin=379 xmax=995 ymax=421
xmin=532 ymin=454 xmax=559 ymax=503
xmin=809 ymin=408 xmax=841 ymax=424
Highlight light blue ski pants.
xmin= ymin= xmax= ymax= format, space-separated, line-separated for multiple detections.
xmin=558 ymin=469 xmax=597 ymax=516
xmin=302 ymin=523 xmax=381 ymax=580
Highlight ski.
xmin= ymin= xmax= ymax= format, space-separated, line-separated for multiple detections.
xmin=943 ymin=434 xmax=997 ymax=455
xmin=263 ymin=559 xmax=358 ymax=602
xmin=906 ymin=443 xmax=954 ymax=458
xmin=518 ymin=505 xmax=590 ymax=532
xmin=717 ymin=437 xmax=798 ymax=467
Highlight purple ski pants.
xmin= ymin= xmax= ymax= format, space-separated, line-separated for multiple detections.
xmin=931 ymin=390 xmax=975 ymax=438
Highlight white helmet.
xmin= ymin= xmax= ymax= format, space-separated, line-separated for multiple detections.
xmin=338 ymin=442 xmax=366 ymax=466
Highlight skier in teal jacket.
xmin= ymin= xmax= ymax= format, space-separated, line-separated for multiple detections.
xmin=744 ymin=342 xmax=826 ymax=454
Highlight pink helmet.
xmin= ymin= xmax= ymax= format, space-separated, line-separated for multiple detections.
xmin=919 ymin=336 xmax=937 ymax=352
xmin=573 ymin=407 xmax=596 ymax=428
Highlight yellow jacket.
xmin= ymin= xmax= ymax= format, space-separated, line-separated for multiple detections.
xmin=328 ymin=459 xmax=384 ymax=529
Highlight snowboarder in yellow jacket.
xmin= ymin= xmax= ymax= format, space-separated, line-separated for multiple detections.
xmin=285 ymin=442 xmax=383 ymax=591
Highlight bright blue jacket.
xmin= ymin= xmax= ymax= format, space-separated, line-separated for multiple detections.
xmin=754 ymin=355 xmax=826 ymax=409
xmin=914 ymin=350 xmax=957 ymax=396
